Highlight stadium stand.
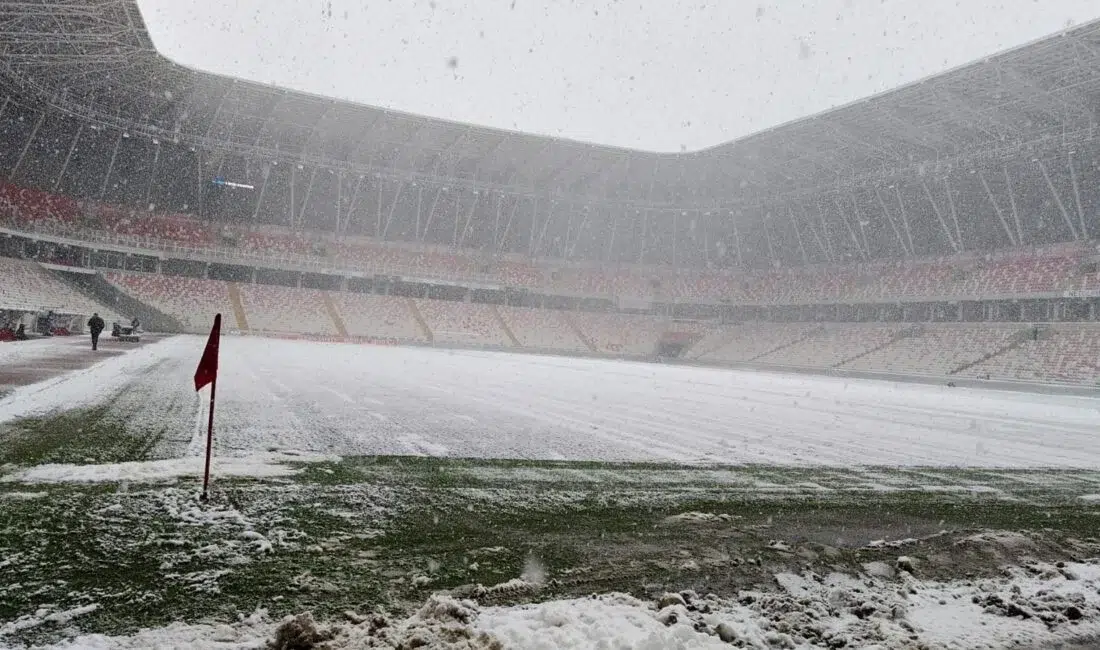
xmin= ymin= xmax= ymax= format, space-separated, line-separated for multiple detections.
xmin=566 ymin=311 xmax=668 ymax=355
xmin=237 ymin=284 xmax=338 ymax=335
xmin=0 ymin=182 xmax=80 ymax=225
xmin=332 ymin=292 xmax=427 ymax=342
xmin=961 ymin=326 xmax=1100 ymax=385
xmin=496 ymin=305 xmax=589 ymax=352
xmin=1 ymin=257 xmax=116 ymax=320
xmin=107 ymin=273 xmax=236 ymax=333
xmin=842 ymin=324 xmax=1025 ymax=376
xmin=55 ymin=269 xmax=183 ymax=333
xmin=695 ymin=323 xmax=821 ymax=363
xmin=755 ymin=324 xmax=906 ymax=368
xmin=412 ymin=299 xmax=512 ymax=347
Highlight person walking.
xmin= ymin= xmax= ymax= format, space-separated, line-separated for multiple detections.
xmin=87 ymin=312 xmax=105 ymax=351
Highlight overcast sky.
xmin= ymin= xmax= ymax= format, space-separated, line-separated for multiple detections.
xmin=135 ymin=0 xmax=1100 ymax=153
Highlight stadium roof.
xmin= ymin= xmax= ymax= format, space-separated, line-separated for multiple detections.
xmin=1 ymin=0 xmax=1099 ymax=210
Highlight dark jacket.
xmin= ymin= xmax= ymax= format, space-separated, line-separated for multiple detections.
xmin=87 ymin=316 xmax=105 ymax=335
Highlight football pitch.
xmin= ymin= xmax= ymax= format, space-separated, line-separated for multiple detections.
xmin=2 ymin=336 xmax=1100 ymax=649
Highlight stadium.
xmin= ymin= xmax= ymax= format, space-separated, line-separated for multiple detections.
xmin=4 ymin=2 xmax=1100 ymax=648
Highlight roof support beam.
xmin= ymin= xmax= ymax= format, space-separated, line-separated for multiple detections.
xmin=419 ymin=185 xmax=443 ymax=242
xmin=816 ymin=200 xmax=837 ymax=263
xmin=1003 ymin=165 xmax=1026 ymax=245
xmin=53 ymin=123 xmax=82 ymax=193
xmin=457 ymin=190 xmax=481 ymax=248
xmin=1037 ymin=158 xmax=1079 ymax=241
xmin=381 ymin=180 xmax=404 ymax=240
xmin=798 ymin=204 xmax=829 ymax=263
xmin=944 ymin=176 xmax=965 ymax=250
xmin=832 ymin=194 xmax=866 ymax=261
xmin=499 ymin=194 xmax=521 ymax=253
xmin=9 ymin=109 xmax=44 ymax=181
xmin=787 ymin=207 xmax=809 ymax=264
xmin=874 ymin=186 xmax=911 ymax=257
xmin=847 ymin=193 xmax=872 ymax=259
xmin=1068 ymin=151 xmax=1090 ymax=240
xmin=921 ymin=179 xmax=959 ymax=253
xmin=977 ymin=169 xmax=1017 ymax=248
xmin=894 ymin=185 xmax=917 ymax=256
xmin=250 ymin=164 xmax=272 ymax=224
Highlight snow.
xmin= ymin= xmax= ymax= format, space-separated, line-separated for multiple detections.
xmin=0 ymin=338 xmax=91 ymax=367
xmin=0 ymin=451 xmax=336 ymax=484
xmin=0 ymin=337 xmax=189 ymax=423
xmin=8 ymin=562 xmax=1100 ymax=649
xmin=5 ymin=335 xmax=1100 ymax=467
xmin=479 ymin=594 xmax=727 ymax=649
xmin=0 ymin=608 xmax=270 ymax=649
xmin=100 ymin=337 xmax=1100 ymax=466
xmin=0 ymin=604 xmax=98 ymax=638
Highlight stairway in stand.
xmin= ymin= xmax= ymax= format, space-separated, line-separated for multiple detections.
xmin=227 ymin=283 xmax=250 ymax=331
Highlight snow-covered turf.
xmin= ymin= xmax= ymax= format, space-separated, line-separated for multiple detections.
xmin=4 ymin=336 xmax=1100 ymax=649
xmin=8 ymin=561 xmax=1100 ymax=649
xmin=4 ymin=335 xmax=1100 ymax=467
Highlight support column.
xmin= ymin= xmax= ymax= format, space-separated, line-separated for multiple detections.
xmin=604 ymin=206 xmax=620 ymax=262
xmin=289 ymin=165 xmax=297 ymax=227
xmin=922 ymin=180 xmax=958 ymax=253
xmin=874 ymin=187 xmax=910 ymax=256
xmin=732 ymin=218 xmax=745 ymax=268
xmin=762 ymin=215 xmax=778 ymax=267
xmin=527 ymin=198 xmax=539 ymax=255
xmin=1003 ymin=165 xmax=1025 ymax=245
xmin=500 ymin=195 xmax=520 ymax=253
xmin=457 ymin=190 xmax=480 ymax=247
xmin=10 ymin=111 xmax=45 ymax=182
xmin=816 ymin=201 xmax=836 ymax=262
xmin=452 ymin=190 xmax=464 ymax=247
xmin=944 ymin=177 xmax=965 ymax=250
xmin=1068 ymin=152 xmax=1090 ymax=240
xmin=381 ymin=181 xmax=405 ymax=240
xmin=415 ymin=186 xmax=425 ymax=241
xmin=1037 ymin=158 xmax=1079 ymax=240
xmin=977 ymin=170 xmax=1016 ymax=247
xmin=893 ymin=186 xmax=916 ymax=256
xmin=53 ymin=124 xmax=83 ymax=193
xmin=421 ymin=186 xmax=443 ymax=242
xmin=832 ymin=195 xmax=865 ymax=260
xmin=101 ymin=130 xmax=124 ymax=199
xmin=297 ymin=167 xmax=317 ymax=231
xmin=251 ymin=164 xmax=271 ymax=222
xmin=787 ymin=207 xmax=809 ymax=264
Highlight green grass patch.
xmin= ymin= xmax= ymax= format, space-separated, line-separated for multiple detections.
xmin=0 ymin=405 xmax=160 ymax=466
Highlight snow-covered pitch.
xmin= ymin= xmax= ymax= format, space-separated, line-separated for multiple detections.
xmin=3 ymin=335 xmax=1099 ymax=468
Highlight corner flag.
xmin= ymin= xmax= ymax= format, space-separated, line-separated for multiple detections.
xmin=194 ymin=313 xmax=221 ymax=391
xmin=195 ymin=314 xmax=221 ymax=499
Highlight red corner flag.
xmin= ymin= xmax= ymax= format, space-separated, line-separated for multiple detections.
xmin=195 ymin=314 xmax=221 ymax=500
xmin=194 ymin=313 xmax=221 ymax=391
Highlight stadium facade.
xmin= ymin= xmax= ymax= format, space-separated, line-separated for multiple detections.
xmin=2 ymin=1 xmax=1100 ymax=270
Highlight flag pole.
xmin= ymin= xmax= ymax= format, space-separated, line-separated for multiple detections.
xmin=201 ymin=375 xmax=216 ymax=501
xmin=195 ymin=313 xmax=222 ymax=502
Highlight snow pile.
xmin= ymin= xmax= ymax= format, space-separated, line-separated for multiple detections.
xmin=0 ymin=451 xmax=336 ymax=484
xmin=661 ymin=511 xmax=738 ymax=525
xmin=7 ymin=562 xmax=1100 ymax=649
xmin=481 ymin=593 xmax=725 ymax=649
